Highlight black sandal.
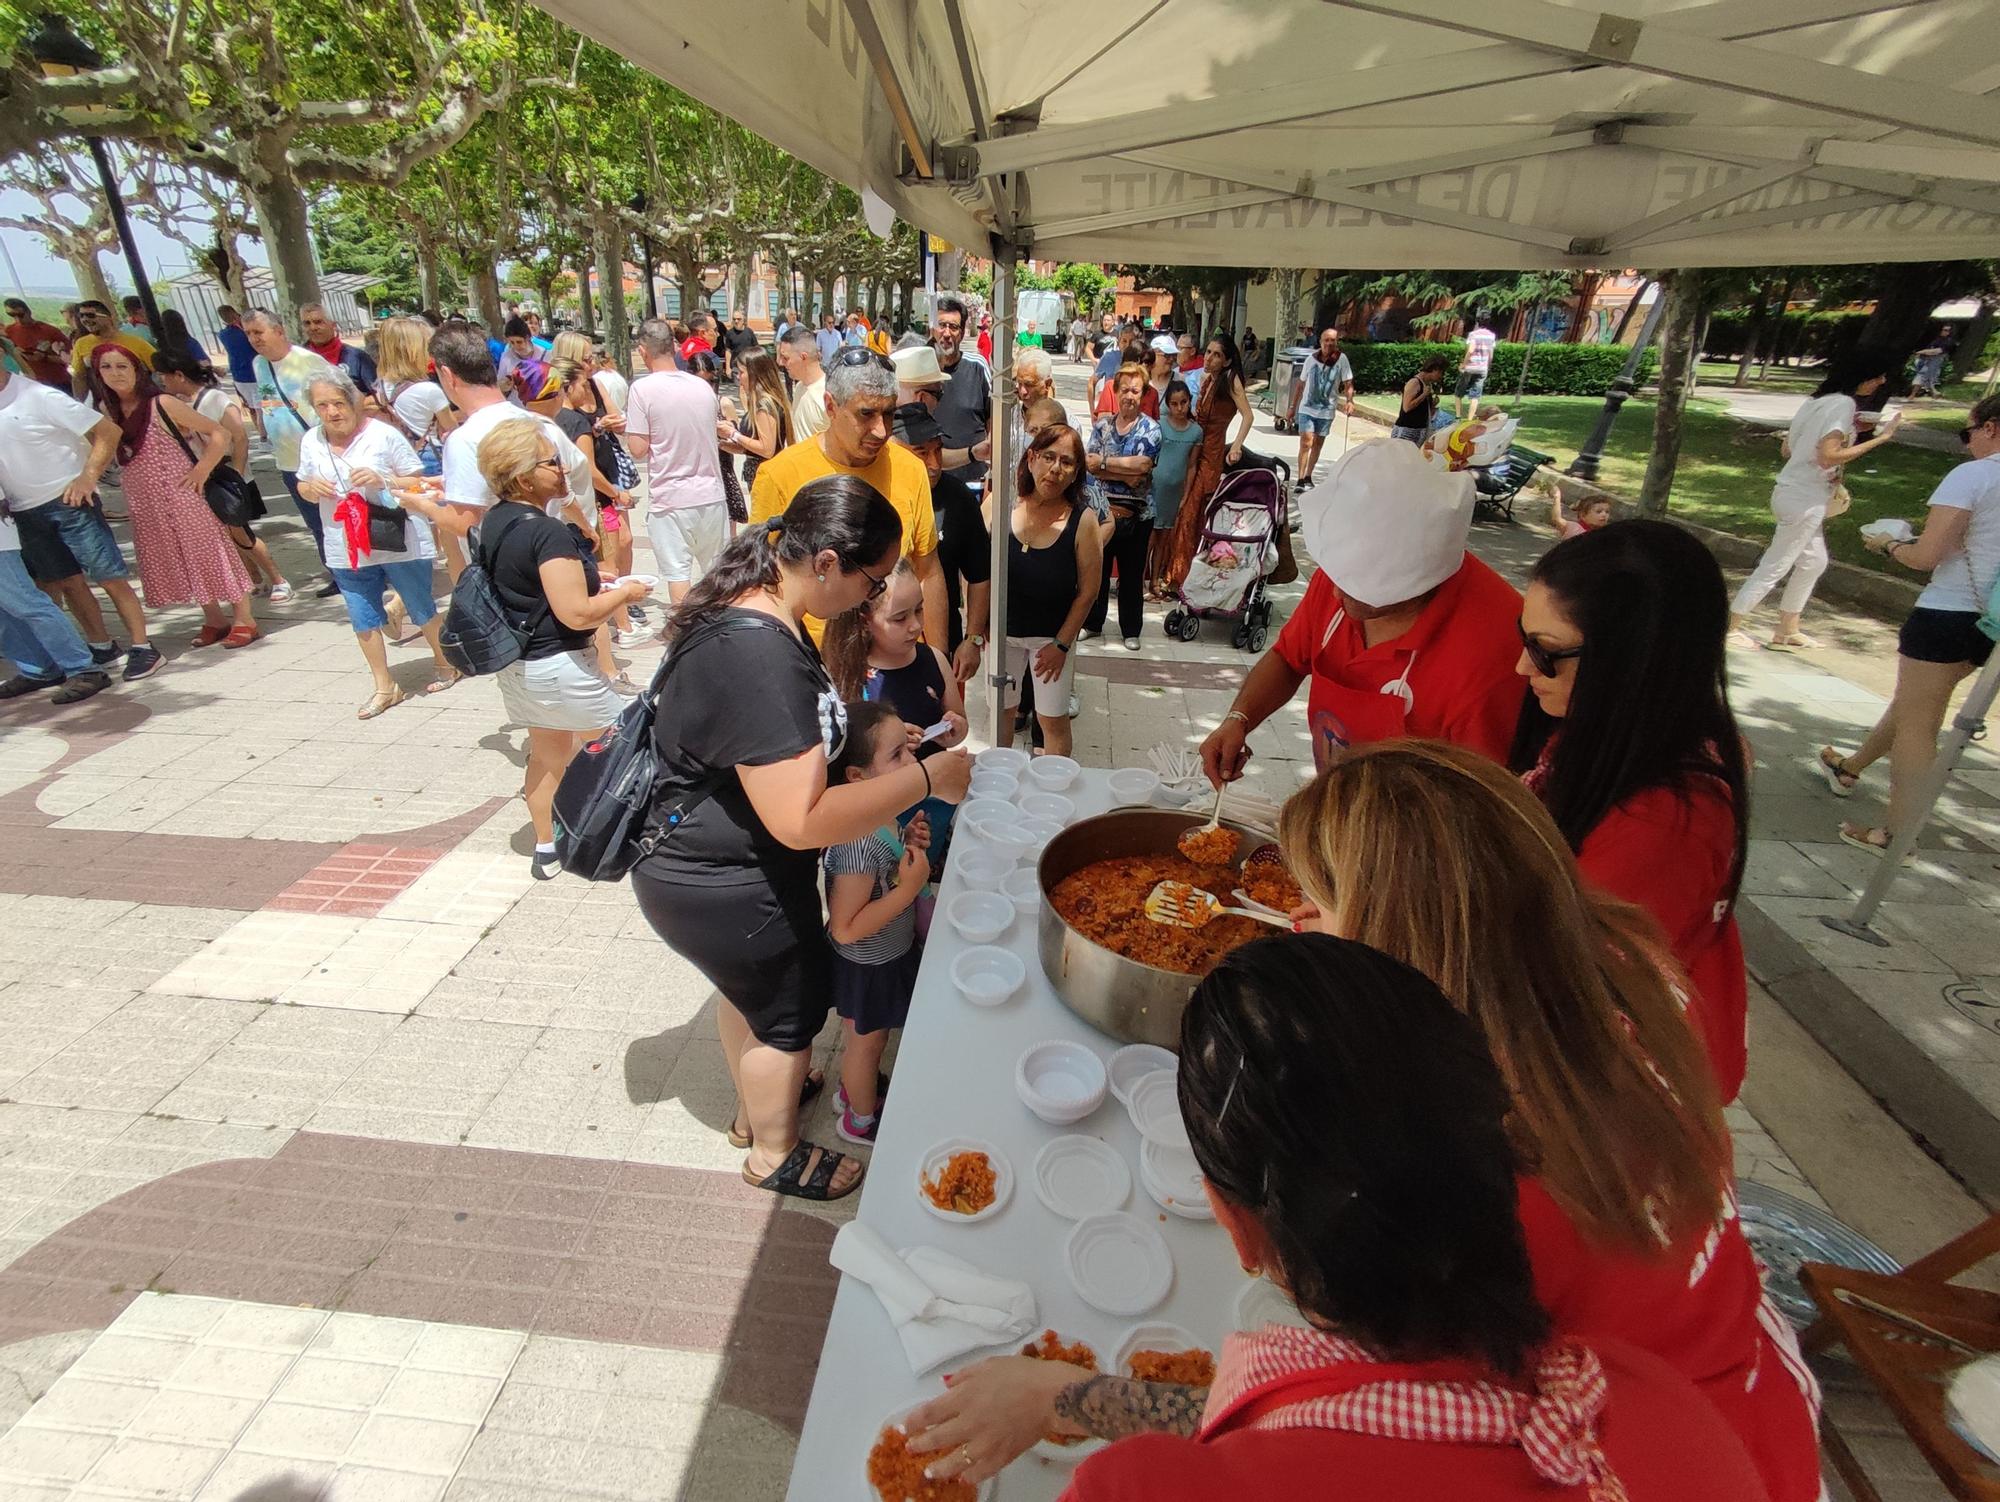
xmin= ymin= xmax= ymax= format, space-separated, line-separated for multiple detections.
xmin=727 ymin=1069 xmax=828 ymax=1150
xmin=742 ymin=1140 xmax=865 ymax=1201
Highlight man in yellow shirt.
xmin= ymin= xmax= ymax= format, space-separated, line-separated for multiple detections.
xmin=750 ymin=347 xmax=948 ymax=646
xmin=68 ymin=299 xmax=155 ymax=397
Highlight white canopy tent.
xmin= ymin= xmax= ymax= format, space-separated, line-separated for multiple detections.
xmin=542 ymin=0 xmax=2000 ymax=934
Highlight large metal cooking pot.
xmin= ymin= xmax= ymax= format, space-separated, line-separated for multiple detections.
xmin=1037 ymin=808 xmax=1270 ymax=1049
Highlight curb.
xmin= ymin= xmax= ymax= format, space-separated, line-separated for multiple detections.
xmin=1349 ymin=400 xmax=1925 ymax=626
xmin=1739 ymin=898 xmax=2000 ymax=1205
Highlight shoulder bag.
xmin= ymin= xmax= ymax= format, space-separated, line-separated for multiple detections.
xmin=438 ymin=505 xmax=535 ymax=676
xmin=326 ymin=438 xmax=411 ymax=555
xmin=156 ymin=405 xmax=264 ymax=529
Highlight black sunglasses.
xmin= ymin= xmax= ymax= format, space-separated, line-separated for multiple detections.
xmin=856 ymin=561 xmax=891 ymax=600
xmin=834 ymin=347 xmax=894 ymax=372
xmin=1958 ymin=422 xmax=1996 ymax=444
xmin=1518 ymin=620 xmax=1583 ymax=678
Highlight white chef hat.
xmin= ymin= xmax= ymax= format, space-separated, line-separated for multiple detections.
xmin=1301 ymin=437 xmax=1474 ymax=608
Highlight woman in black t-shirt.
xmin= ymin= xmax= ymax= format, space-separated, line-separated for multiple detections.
xmin=475 ymin=418 xmax=650 ymax=879
xmin=634 ymin=474 xmax=973 ymax=1201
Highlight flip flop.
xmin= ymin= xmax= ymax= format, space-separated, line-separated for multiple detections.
xmin=1815 ymin=747 xmax=1859 ymax=798
xmin=357 ymin=686 xmax=408 ymax=720
xmin=741 ymin=1140 xmax=864 ymax=1201
xmin=1839 ymin=822 xmax=1915 ymax=865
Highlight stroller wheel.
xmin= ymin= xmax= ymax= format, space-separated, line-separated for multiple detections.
xmin=1166 ymin=609 xmax=1199 ymax=643
xmin=1247 ymin=625 xmax=1269 ymax=653
xmin=1230 ymin=623 xmax=1250 ymax=651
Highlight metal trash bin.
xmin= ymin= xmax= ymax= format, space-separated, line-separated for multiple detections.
xmin=1268 ymin=346 xmax=1312 ymax=429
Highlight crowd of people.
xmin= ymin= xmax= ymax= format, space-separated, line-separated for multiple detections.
xmin=7 ymin=278 xmax=2000 ymax=1499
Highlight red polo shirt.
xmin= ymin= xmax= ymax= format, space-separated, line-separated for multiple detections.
xmin=1272 ymin=555 xmax=1524 ymax=766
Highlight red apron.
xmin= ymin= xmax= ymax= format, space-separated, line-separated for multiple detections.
xmin=1304 ymin=607 xmax=1418 ymax=769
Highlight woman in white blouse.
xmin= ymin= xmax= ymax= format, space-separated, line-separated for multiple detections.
xmin=293 ymin=369 xmax=461 ymax=717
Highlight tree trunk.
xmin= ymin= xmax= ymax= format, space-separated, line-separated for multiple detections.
xmin=1274 ymin=268 xmax=1303 ymax=355
xmin=936 ymin=247 xmax=964 ymax=293
xmin=574 ymin=252 xmax=594 ymax=333
xmin=469 ymin=263 xmax=503 ymax=331
xmin=1859 ymin=265 xmax=1964 ymax=367
xmin=1640 ymin=272 xmax=1703 ymax=517
xmin=1952 ymin=299 xmax=1994 ymax=384
xmin=65 ymin=248 xmax=114 ymax=305
xmin=246 ymin=171 xmax=320 ymax=312
xmin=1511 ymin=298 xmax=1543 ymax=407
xmin=592 ymin=216 xmax=630 ymax=373
xmin=1686 ymin=307 xmax=1710 ymax=394
xmin=1759 ymin=271 xmax=1796 ymax=378
xmin=1734 ymin=282 xmax=1770 ymax=387
xmin=417 ymin=242 xmax=443 ymax=313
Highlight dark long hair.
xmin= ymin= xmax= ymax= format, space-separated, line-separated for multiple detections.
xmin=668 ymin=473 xmax=902 ymax=640
xmin=828 ymin=700 xmax=903 ymax=781
xmin=1182 ymin=935 xmax=1550 ymax=1376
xmin=1014 ymin=422 xmax=1087 ymax=505
xmin=87 ymin=341 xmax=163 ymax=464
xmin=1205 ymin=329 xmax=1245 ymax=388
xmin=822 ymin=557 xmax=915 ymax=700
xmin=1508 ymin=519 xmax=1749 ymax=911
xmin=149 ymin=346 xmax=220 ymax=389
xmin=1814 ymin=345 xmax=1898 ymax=399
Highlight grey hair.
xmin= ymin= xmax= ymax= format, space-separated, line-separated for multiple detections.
xmin=305 ymin=367 xmax=365 ymax=412
xmin=825 ymin=354 xmax=897 ymax=407
xmin=241 ymin=308 xmax=287 ymax=333
xmin=779 ymin=325 xmax=819 ymax=357
xmin=1014 ymin=345 xmax=1053 ymax=383
xmin=635 ymin=317 xmax=677 ymax=359
xmin=298 ymin=302 xmax=328 ymax=319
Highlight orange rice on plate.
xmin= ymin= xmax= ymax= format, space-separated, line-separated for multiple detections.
xmin=921 ymin=1150 xmax=997 ymax=1215
xmin=867 ymin=1424 xmax=976 ymax=1502
xmin=1022 ymin=1330 xmax=1100 ymax=1446
xmin=1127 ymin=1347 xmax=1217 ymax=1385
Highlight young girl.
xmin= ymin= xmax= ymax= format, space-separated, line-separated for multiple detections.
xmin=1148 ymin=380 xmax=1201 ymax=598
xmin=1550 ymin=492 xmax=1613 ymax=539
xmin=824 ymin=702 xmax=933 ymax=1145
xmin=825 ymin=558 xmax=969 ymax=854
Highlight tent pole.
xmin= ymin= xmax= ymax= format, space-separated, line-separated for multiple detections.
xmin=1820 ymin=647 xmax=2000 ymax=945
xmin=987 ymin=244 xmax=1019 ymax=746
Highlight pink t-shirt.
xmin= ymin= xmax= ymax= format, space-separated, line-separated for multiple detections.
xmin=625 ymin=368 xmax=725 ymax=513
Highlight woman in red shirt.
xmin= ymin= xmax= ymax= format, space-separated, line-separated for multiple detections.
xmin=1509 ymin=519 xmax=1751 ymax=1102
xmin=914 ymin=935 xmax=1767 ymax=1502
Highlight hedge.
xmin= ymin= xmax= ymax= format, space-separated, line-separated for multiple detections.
xmin=1341 ymin=341 xmax=1657 ymax=397
xmin=1698 ymin=310 xmax=1871 ymax=364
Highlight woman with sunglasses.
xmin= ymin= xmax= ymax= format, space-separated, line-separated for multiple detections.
xmin=1510 ymin=519 xmax=1751 ymax=1103
xmin=1821 ymin=394 xmax=2000 ymax=855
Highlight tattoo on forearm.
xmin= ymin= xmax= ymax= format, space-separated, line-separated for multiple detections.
xmin=1054 ymin=1376 xmax=1206 ymax=1440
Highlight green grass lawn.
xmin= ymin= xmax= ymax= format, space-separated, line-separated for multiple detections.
xmin=1355 ymin=391 xmax=1959 ymax=573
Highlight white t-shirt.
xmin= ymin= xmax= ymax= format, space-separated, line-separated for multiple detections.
xmin=0 ymin=375 xmax=101 ymax=509
xmin=440 ymin=398 xmax=591 ymax=519
xmin=1916 ymin=452 xmax=2000 ymax=614
xmin=791 ymin=375 xmax=829 ymax=442
xmin=1772 ymin=393 xmax=1855 ymax=508
xmin=591 ymin=370 xmax=628 ymax=415
xmin=386 ymin=379 xmax=454 ymax=450
xmin=625 ymin=369 xmax=725 ymax=514
xmin=1296 ymin=351 xmax=1352 ymax=418
xmin=295 ymin=418 xmax=434 ymax=570
xmin=1463 ymin=328 xmax=1498 ymax=375
xmin=0 ymin=509 xmax=20 ymax=553
xmin=193 ymin=386 xmax=249 ymax=469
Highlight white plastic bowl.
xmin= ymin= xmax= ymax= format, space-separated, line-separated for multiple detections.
xmin=947 ymin=890 xmax=1014 ymax=943
xmin=1015 ymin=1040 xmax=1109 ymax=1126
xmin=875 ymin=1408 xmax=998 ymax=1499
xmin=1113 ymin=1323 xmax=1211 ymax=1382
xmin=969 ymin=770 xmax=1019 ymax=801
xmin=1108 ymin=767 xmax=1162 ymax=805
xmin=1000 ymin=866 xmax=1040 ymax=914
xmin=1025 ymin=754 xmax=1081 ymax=791
xmin=1107 ymin=1044 xmax=1177 ymax=1106
xmin=952 ymin=848 xmax=1013 ymax=892
xmin=1126 ymin=1068 xmax=1192 ymax=1150
xmin=951 ymin=945 xmax=1025 ymax=1006
xmin=979 ymin=821 xmax=1039 ymax=858
xmin=1016 ymin=816 xmax=1064 ymax=861
xmin=1019 ymin=791 xmax=1076 ymax=825
xmin=959 ymin=797 xmax=1018 ymax=829
xmin=1155 ymin=780 xmax=1204 ymax=809
xmin=976 ymin=746 xmax=1030 ymax=776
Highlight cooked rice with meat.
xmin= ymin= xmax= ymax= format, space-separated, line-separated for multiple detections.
xmin=1127 ymin=1347 xmax=1217 ymax=1385
xmin=868 ymin=1425 xmax=976 ymax=1501
xmin=921 ymin=1150 xmax=997 ymax=1215
xmin=1051 ymin=855 xmax=1274 ymax=975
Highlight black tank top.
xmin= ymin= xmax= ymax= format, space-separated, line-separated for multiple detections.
xmin=1397 ymin=381 xmax=1437 ymax=429
xmin=1007 ymin=501 xmax=1086 ymax=638
xmin=869 ymin=650 xmax=948 ymax=760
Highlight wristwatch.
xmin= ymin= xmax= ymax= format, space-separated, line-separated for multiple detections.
xmin=1054 ymin=639 xmax=1072 ymax=654
xmin=969 ymin=633 xmax=987 ymax=649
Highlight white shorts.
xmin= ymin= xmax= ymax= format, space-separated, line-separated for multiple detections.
xmin=647 ymin=502 xmax=729 ymax=584
xmin=496 ymin=648 xmax=625 ymax=731
xmin=1002 ymin=636 xmax=1078 ymax=713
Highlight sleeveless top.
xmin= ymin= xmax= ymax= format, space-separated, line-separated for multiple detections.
xmin=867 ymin=650 xmax=949 ymax=761
xmin=1397 ymin=381 xmax=1437 ymax=430
xmin=1007 ymin=501 xmax=1086 ymax=638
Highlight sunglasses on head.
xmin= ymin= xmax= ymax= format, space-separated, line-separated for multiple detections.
xmin=1517 ymin=620 xmax=1583 ymax=678
xmin=834 ymin=347 xmax=894 ymax=373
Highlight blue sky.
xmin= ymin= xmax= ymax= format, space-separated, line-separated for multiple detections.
xmin=0 ymin=182 xmax=270 ymax=297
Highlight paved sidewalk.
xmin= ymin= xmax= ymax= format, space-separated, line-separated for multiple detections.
xmin=0 ymin=370 xmax=1985 ymax=1500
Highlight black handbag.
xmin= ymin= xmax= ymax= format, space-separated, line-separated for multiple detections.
xmin=439 ymin=507 xmax=533 ymax=676
xmin=157 ymin=407 xmax=264 ymax=529
xmin=325 ymin=447 xmax=411 ymax=554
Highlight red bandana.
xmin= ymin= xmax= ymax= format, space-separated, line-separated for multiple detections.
xmin=333 ymin=491 xmax=375 ymax=562
xmin=1205 ymin=1325 xmax=1629 ymax=1502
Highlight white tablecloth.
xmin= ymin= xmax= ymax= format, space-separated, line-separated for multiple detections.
xmin=786 ymin=770 xmax=1244 ymax=1501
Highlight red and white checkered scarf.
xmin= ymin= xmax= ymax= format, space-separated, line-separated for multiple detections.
xmin=1206 ymin=1324 xmax=1629 ymax=1502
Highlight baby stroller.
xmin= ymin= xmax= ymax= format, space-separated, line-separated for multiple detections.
xmin=1163 ymin=455 xmax=1291 ymax=652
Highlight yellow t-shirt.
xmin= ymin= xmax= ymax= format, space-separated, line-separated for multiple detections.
xmin=749 ymin=436 xmax=938 ymax=641
xmin=71 ymin=331 xmax=155 ymax=376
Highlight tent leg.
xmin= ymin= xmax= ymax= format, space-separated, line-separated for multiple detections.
xmin=986 ymin=246 xmax=1018 ymax=747
xmin=1820 ymin=648 xmax=2000 ymax=945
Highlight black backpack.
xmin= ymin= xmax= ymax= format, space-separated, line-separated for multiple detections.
xmin=551 ymin=615 xmax=750 ymax=882
xmin=439 ymin=507 xmax=533 ymax=677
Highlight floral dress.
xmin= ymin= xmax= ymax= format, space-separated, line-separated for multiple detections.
xmin=123 ymin=409 xmax=252 ymax=608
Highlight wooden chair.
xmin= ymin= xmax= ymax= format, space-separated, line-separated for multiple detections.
xmin=1800 ymin=1213 xmax=2000 ymax=1502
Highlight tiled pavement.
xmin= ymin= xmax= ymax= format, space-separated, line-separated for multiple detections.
xmin=0 ymin=383 xmax=1984 ymax=1500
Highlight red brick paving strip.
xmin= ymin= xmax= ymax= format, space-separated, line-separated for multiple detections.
xmin=0 ymin=1131 xmax=838 ymax=1432
xmin=266 ymin=846 xmax=449 ymax=916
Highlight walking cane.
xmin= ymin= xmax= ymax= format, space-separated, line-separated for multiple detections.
xmin=1341 ymin=405 xmax=1352 ymax=454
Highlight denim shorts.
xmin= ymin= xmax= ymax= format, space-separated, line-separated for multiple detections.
xmin=331 ymin=558 xmax=440 ymax=634
xmin=1294 ymin=410 xmax=1332 ymax=437
xmin=14 ymin=499 xmax=131 ymax=585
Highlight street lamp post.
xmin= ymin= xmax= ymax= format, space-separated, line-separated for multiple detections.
xmin=1566 ymin=291 xmax=1669 ymax=482
xmin=28 ymin=16 xmax=165 ymax=334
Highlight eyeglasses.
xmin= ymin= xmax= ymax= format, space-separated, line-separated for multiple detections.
xmin=856 ymin=561 xmax=891 ymax=600
xmin=834 ymin=347 xmax=894 ymax=373
xmin=1959 ymin=422 xmax=1994 ymax=444
xmin=534 ymin=457 xmax=564 ymax=475
xmin=1517 ymin=620 xmax=1583 ymax=678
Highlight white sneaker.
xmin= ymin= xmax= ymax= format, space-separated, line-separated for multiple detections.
xmin=1123 ymin=637 xmax=1141 ymax=651
xmin=613 ymin=628 xmax=651 ymax=650
xmin=1067 ymin=693 xmax=1081 ymax=717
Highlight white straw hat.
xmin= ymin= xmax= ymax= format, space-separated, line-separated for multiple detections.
xmin=1301 ymin=438 xmax=1473 ymax=608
